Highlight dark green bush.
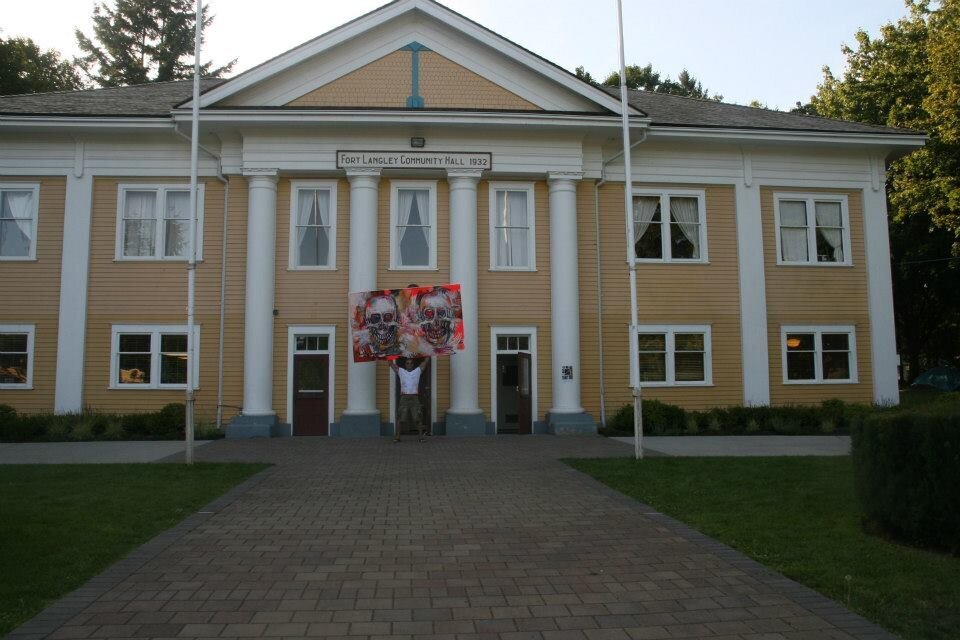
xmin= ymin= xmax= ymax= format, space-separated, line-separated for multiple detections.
xmin=0 ymin=404 xmax=16 ymax=426
xmin=0 ymin=404 xmax=202 ymax=442
xmin=852 ymin=410 xmax=960 ymax=554
xmin=603 ymin=400 xmax=688 ymax=435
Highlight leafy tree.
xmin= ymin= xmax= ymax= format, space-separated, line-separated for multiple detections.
xmin=598 ymin=63 xmax=722 ymax=101
xmin=0 ymin=36 xmax=83 ymax=95
xmin=75 ymin=0 xmax=235 ymax=87
xmin=804 ymin=0 xmax=960 ymax=377
xmin=574 ymin=66 xmax=596 ymax=84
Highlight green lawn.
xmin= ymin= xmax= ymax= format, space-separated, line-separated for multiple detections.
xmin=566 ymin=457 xmax=960 ymax=640
xmin=0 ymin=463 xmax=268 ymax=635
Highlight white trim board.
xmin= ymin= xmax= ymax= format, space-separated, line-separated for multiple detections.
xmin=286 ymin=325 xmax=337 ymax=433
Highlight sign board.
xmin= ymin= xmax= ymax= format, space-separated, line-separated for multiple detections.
xmin=337 ymin=150 xmax=492 ymax=171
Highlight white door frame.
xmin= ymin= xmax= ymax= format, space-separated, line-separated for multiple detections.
xmin=286 ymin=325 xmax=336 ymax=434
xmin=389 ymin=356 xmax=438 ymax=429
xmin=490 ymin=326 xmax=538 ymax=434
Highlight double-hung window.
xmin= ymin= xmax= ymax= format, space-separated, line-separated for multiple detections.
xmin=489 ymin=183 xmax=535 ymax=270
xmin=0 ymin=325 xmax=35 ymax=388
xmin=636 ymin=325 xmax=712 ymax=386
xmin=782 ymin=325 xmax=857 ymax=383
xmin=116 ymin=184 xmax=204 ymax=260
xmin=390 ymin=181 xmax=437 ymax=270
xmin=290 ymin=181 xmax=337 ymax=269
xmin=633 ymin=189 xmax=707 ymax=262
xmin=0 ymin=184 xmax=40 ymax=260
xmin=774 ymin=193 xmax=851 ymax=265
xmin=111 ymin=324 xmax=200 ymax=389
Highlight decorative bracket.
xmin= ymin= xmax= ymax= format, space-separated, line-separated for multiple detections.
xmin=401 ymin=41 xmax=430 ymax=108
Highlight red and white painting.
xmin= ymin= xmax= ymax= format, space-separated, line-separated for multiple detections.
xmin=349 ymin=283 xmax=465 ymax=362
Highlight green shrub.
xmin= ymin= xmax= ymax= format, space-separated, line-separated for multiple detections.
xmin=0 ymin=404 xmax=16 ymax=426
xmin=852 ymin=411 xmax=960 ymax=554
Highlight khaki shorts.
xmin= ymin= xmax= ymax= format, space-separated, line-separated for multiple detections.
xmin=398 ymin=394 xmax=423 ymax=427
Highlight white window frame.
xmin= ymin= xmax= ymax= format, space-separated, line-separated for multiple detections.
xmin=635 ymin=324 xmax=713 ymax=387
xmin=0 ymin=324 xmax=35 ymax=389
xmin=389 ymin=180 xmax=438 ymax=271
xmin=489 ymin=326 xmax=538 ymax=434
xmin=631 ymin=188 xmax=709 ymax=264
xmin=773 ymin=192 xmax=852 ymax=267
xmin=488 ymin=182 xmax=536 ymax=271
xmin=286 ymin=325 xmax=336 ymax=432
xmin=115 ymin=184 xmax=205 ymax=261
xmin=0 ymin=183 xmax=41 ymax=261
xmin=110 ymin=324 xmax=200 ymax=390
xmin=288 ymin=180 xmax=338 ymax=270
xmin=781 ymin=325 xmax=858 ymax=384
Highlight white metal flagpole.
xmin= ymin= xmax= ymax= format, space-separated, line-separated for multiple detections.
xmin=185 ymin=0 xmax=203 ymax=465
xmin=615 ymin=0 xmax=643 ymax=460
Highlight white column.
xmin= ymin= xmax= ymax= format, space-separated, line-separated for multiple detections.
xmin=55 ymin=147 xmax=94 ymax=413
xmin=735 ymin=150 xmax=771 ymax=405
xmin=241 ymin=170 xmax=279 ymax=417
xmin=446 ymin=169 xmax=485 ymax=433
xmin=342 ymin=170 xmax=381 ymax=431
xmin=863 ymin=157 xmax=900 ymax=405
xmin=547 ymin=173 xmax=592 ymax=431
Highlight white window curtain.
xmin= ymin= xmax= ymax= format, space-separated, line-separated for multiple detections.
xmin=296 ymin=189 xmax=330 ymax=266
xmin=669 ymin=196 xmax=700 ymax=258
xmin=0 ymin=190 xmax=35 ymax=257
xmin=779 ymin=200 xmax=809 ymax=262
xmin=815 ymin=201 xmax=844 ymax=262
xmin=164 ymin=191 xmax=190 ymax=258
xmin=397 ymin=189 xmax=429 ymax=266
xmin=495 ymin=190 xmax=529 ymax=267
xmin=123 ymin=191 xmax=157 ymax=257
xmin=632 ymin=196 xmax=659 ymax=242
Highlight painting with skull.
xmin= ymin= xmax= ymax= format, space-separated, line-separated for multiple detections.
xmin=349 ymin=283 xmax=465 ymax=362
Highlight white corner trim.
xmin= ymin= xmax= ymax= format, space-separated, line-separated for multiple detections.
xmin=113 ymin=183 xmax=206 ymax=262
xmin=55 ymin=174 xmax=94 ymax=412
xmin=772 ymin=192 xmax=852 ymax=267
xmin=489 ymin=326 xmax=538 ymax=433
xmin=389 ymin=179 xmax=438 ymax=271
xmin=487 ymin=181 xmax=536 ymax=271
xmin=286 ymin=325 xmax=336 ymax=430
xmin=288 ymin=180 xmax=338 ymax=270
xmin=108 ymin=324 xmax=200 ymax=390
xmin=734 ymin=182 xmax=770 ymax=406
xmin=635 ymin=324 xmax=713 ymax=387
xmin=0 ymin=182 xmax=40 ymax=261
xmin=780 ymin=324 xmax=859 ymax=385
xmin=0 ymin=324 xmax=35 ymax=389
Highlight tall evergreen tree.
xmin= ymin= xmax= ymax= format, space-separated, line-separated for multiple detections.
xmin=75 ymin=0 xmax=235 ymax=87
xmin=600 ymin=63 xmax=722 ymax=101
xmin=0 ymin=36 xmax=83 ymax=95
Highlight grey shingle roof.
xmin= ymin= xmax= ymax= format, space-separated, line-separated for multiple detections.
xmin=0 ymin=78 xmax=919 ymax=137
xmin=604 ymin=86 xmax=918 ymax=135
xmin=0 ymin=79 xmax=226 ymax=117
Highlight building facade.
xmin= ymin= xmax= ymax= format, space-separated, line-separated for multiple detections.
xmin=0 ymin=0 xmax=923 ymax=436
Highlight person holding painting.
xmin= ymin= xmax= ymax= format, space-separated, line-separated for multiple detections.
xmin=390 ymin=356 xmax=428 ymax=442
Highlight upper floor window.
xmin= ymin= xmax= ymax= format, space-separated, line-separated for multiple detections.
xmin=782 ymin=325 xmax=857 ymax=384
xmin=0 ymin=184 xmax=40 ymax=260
xmin=110 ymin=324 xmax=200 ymax=389
xmin=116 ymin=184 xmax=204 ymax=260
xmin=489 ymin=183 xmax=535 ymax=271
xmin=633 ymin=190 xmax=708 ymax=263
xmin=636 ymin=325 xmax=712 ymax=386
xmin=290 ymin=181 xmax=337 ymax=269
xmin=390 ymin=181 xmax=437 ymax=270
xmin=0 ymin=325 xmax=34 ymax=388
xmin=774 ymin=193 xmax=851 ymax=265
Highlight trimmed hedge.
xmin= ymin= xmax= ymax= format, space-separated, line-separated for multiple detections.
xmin=0 ymin=403 xmax=222 ymax=442
xmin=600 ymin=398 xmax=870 ymax=436
xmin=852 ymin=410 xmax=960 ymax=554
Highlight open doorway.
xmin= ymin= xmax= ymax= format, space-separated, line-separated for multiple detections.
xmin=390 ymin=358 xmax=436 ymax=435
xmin=491 ymin=328 xmax=537 ymax=434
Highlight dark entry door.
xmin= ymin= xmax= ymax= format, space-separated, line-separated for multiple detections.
xmin=394 ymin=359 xmax=432 ymax=434
xmin=293 ymin=354 xmax=328 ymax=436
xmin=517 ymin=352 xmax=532 ymax=434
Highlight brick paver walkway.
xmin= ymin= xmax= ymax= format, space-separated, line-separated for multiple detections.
xmin=9 ymin=436 xmax=893 ymax=640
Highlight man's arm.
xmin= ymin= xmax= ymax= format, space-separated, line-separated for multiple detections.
xmin=418 ymin=358 xmax=429 ymax=371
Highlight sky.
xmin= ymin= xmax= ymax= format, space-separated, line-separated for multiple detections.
xmin=2 ymin=0 xmax=909 ymax=109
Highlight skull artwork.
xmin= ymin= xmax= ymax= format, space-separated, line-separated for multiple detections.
xmin=364 ymin=294 xmax=400 ymax=355
xmin=417 ymin=289 xmax=456 ymax=348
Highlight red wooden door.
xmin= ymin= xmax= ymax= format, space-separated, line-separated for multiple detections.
xmin=517 ymin=352 xmax=532 ymax=435
xmin=293 ymin=354 xmax=328 ymax=436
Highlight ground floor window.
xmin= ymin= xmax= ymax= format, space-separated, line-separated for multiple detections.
xmin=782 ymin=325 xmax=857 ymax=383
xmin=0 ymin=325 xmax=34 ymax=388
xmin=636 ymin=325 xmax=712 ymax=386
xmin=110 ymin=324 xmax=199 ymax=389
